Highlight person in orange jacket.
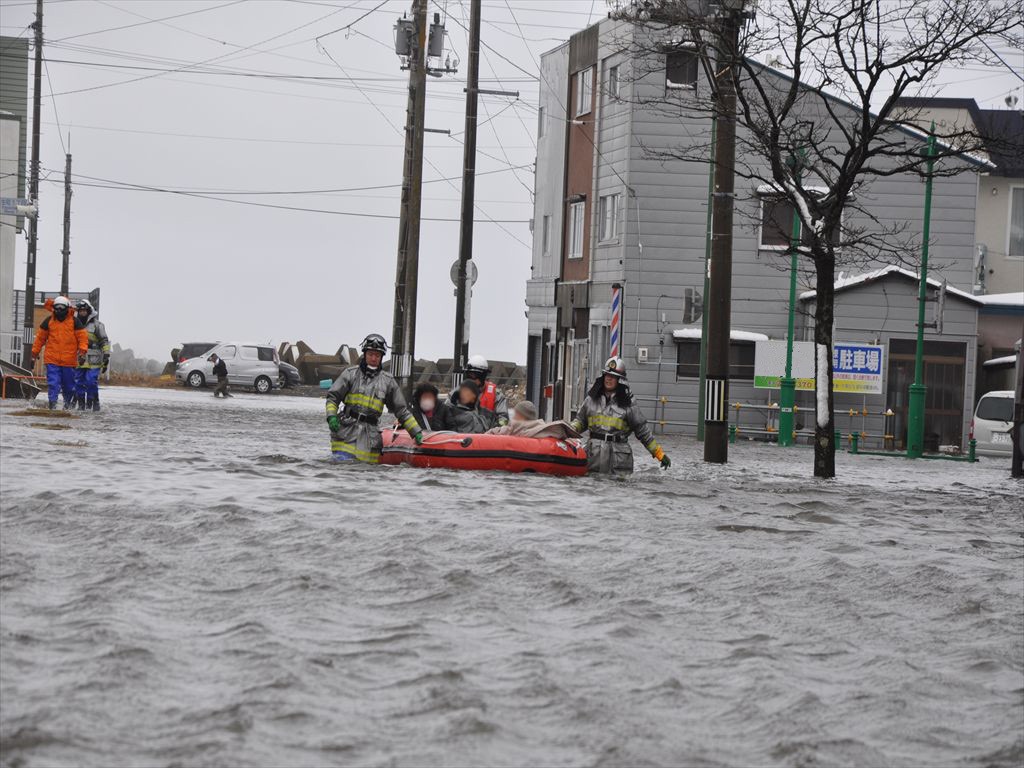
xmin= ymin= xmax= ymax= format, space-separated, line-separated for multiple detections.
xmin=32 ymin=296 xmax=88 ymax=410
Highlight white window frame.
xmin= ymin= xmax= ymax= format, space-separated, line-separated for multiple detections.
xmin=537 ymin=105 xmax=545 ymax=139
xmin=575 ymin=67 xmax=592 ymax=117
xmin=607 ymin=64 xmax=620 ymax=100
xmin=542 ymin=214 xmax=551 ymax=255
xmin=599 ymin=193 xmax=620 ymax=242
xmin=1008 ymin=184 xmax=1024 ymax=260
xmin=682 ymin=287 xmax=703 ymax=324
xmin=568 ymin=202 xmax=585 ymax=259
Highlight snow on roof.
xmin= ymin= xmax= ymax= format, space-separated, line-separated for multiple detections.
xmin=974 ymin=292 xmax=1024 ymax=307
xmin=673 ymin=328 xmax=770 ymax=342
xmin=982 ymin=355 xmax=1018 ymax=368
xmin=756 ymin=183 xmax=830 ymax=196
xmin=799 ymin=264 xmax=982 ymax=305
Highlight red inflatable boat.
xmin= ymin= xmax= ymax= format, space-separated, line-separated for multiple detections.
xmin=380 ymin=430 xmax=588 ymax=476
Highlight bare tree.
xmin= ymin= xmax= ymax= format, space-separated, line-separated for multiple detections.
xmin=612 ymin=0 xmax=1021 ymax=478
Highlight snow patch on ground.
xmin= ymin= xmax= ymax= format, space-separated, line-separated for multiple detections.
xmin=816 ymin=344 xmax=830 ymax=429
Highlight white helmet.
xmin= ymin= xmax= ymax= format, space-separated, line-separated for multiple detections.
xmin=465 ymin=354 xmax=490 ymax=379
xmin=52 ymin=296 xmax=71 ymax=308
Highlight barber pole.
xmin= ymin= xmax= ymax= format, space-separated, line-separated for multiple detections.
xmin=610 ymin=283 xmax=622 ymax=358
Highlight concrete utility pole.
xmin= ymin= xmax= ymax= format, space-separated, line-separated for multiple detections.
xmin=696 ymin=118 xmax=716 ymax=441
xmin=703 ymin=5 xmax=743 ymax=464
xmin=391 ymin=0 xmax=428 ymax=394
xmin=21 ymin=0 xmax=43 ymax=366
xmin=907 ymin=127 xmax=936 ymax=459
xmin=60 ymin=151 xmax=71 ymax=296
xmin=453 ymin=0 xmax=481 ymax=381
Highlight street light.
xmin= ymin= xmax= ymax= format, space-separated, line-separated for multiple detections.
xmin=778 ymin=149 xmax=806 ymax=448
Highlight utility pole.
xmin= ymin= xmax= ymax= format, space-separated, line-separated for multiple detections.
xmin=60 ymin=150 xmax=71 ymax=296
xmin=453 ymin=0 xmax=481 ymax=381
xmin=21 ymin=0 xmax=43 ymax=366
xmin=703 ymin=4 xmax=744 ymax=464
xmin=1011 ymin=323 xmax=1023 ymax=478
xmin=907 ymin=127 xmax=936 ymax=459
xmin=391 ymin=0 xmax=428 ymax=394
xmin=696 ymin=117 xmax=716 ymax=441
xmin=778 ymin=149 xmax=805 ymax=448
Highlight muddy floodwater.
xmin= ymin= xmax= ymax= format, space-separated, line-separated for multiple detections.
xmin=1 ymin=387 xmax=1022 ymax=768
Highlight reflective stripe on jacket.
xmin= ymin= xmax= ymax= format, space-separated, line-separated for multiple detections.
xmin=325 ymin=365 xmax=421 ymax=462
xmin=570 ymin=392 xmax=663 ymax=474
xmin=32 ymin=313 xmax=88 ymax=367
xmin=78 ymin=313 xmax=110 ymax=369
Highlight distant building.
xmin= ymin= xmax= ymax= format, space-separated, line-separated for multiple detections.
xmin=525 ymin=19 xmax=995 ymax=449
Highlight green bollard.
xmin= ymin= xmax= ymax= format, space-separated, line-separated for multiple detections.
xmin=834 ymin=430 xmax=841 ymax=446
xmin=851 ymin=432 xmax=860 ymax=454
xmin=729 ymin=424 xmax=737 ymax=444
xmin=968 ymin=438 xmax=977 ymax=462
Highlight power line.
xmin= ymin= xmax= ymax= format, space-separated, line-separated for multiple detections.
xmin=50 ymin=1 xmax=247 ymax=44
xmin=42 ymin=58 xmax=67 ymax=155
xmin=41 ymin=172 xmax=530 ymax=223
xmin=980 ymin=38 xmax=1024 ymax=84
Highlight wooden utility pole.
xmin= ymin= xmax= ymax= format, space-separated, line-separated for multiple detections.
xmin=453 ymin=0 xmax=481 ymax=380
xmin=391 ymin=0 xmax=428 ymax=394
xmin=21 ymin=0 xmax=43 ymax=365
xmin=703 ymin=9 xmax=740 ymax=463
xmin=60 ymin=151 xmax=71 ymax=296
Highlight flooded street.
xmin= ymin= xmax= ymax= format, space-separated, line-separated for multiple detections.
xmin=1 ymin=387 xmax=1022 ymax=768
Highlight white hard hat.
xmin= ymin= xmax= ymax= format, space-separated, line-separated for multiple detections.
xmin=466 ymin=354 xmax=489 ymax=372
xmin=53 ymin=296 xmax=71 ymax=308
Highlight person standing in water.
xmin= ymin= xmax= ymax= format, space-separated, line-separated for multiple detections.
xmin=571 ymin=357 xmax=671 ymax=474
xmin=325 ymin=334 xmax=423 ymax=462
xmin=211 ymin=354 xmax=231 ymax=398
xmin=31 ymin=296 xmax=87 ymax=410
xmin=73 ymin=299 xmax=110 ymax=411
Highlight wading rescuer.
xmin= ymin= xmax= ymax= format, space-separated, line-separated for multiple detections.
xmin=460 ymin=355 xmax=509 ymax=427
xmin=571 ymin=357 xmax=671 ymax=474
xmin=325 ymin=334 xmax=423 ymax=462
xmin=31 ymin=296 xmax=87 ymax=410
xmin=73 ymin=300 xmax=110 ymax=411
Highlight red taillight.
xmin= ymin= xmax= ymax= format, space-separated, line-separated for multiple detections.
xmin=969 ymin=419 xmax=975 ymax=441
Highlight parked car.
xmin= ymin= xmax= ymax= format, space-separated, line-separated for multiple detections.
xmin=970 ymin=390 xmax=1014 ymax=456
xmin=175 ymin=342 xmax=280 ymax=393
xmin=172 ymin=342 xmax=218 ymax=364
xmin=279 ymin=361 xmax=301 ymax=388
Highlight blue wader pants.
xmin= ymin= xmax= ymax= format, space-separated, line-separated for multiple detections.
xmin=75 ymin=368 xmax=101 ymax=402
xmin=46 ymin=364 xmax=77 ymax=405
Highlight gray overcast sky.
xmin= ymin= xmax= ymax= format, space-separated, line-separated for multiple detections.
xmin=2 ymin=0 xmax=1020 ymax=364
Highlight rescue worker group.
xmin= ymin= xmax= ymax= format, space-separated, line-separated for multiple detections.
xmin=326 ymin=334 xmax=672 ymax=475
xmin=30 ymin=296 xmax=110 ymax=411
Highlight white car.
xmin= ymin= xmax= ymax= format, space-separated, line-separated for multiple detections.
xmin=970 ymin=390 xmax=1015 ymax=456
xmin=175 ymin=342 xmax=280 ymax=394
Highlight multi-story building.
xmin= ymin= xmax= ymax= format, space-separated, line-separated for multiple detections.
xmin=525 ymin=19 xmax=993 ymax=449
xmin=0 ymin=35 xmax=29 ymax=366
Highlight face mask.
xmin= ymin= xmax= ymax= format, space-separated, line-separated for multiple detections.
xmin=54 ymin=306 xmax=68 ymax=320
xmin=419 ymin=397 xmax=436 ymax=412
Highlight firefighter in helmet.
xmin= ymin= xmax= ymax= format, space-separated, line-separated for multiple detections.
xmin=325 ymin=334 xmax=423 ymax=463
xmin=570 ymin=356 xmax=671 ymax=474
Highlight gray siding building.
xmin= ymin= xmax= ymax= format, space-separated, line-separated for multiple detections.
xmin=525 ymin=18 xmax=988 ymax=450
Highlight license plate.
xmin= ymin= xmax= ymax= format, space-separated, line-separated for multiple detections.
xmin=991 ymin=432 xmax=1011 ymax=444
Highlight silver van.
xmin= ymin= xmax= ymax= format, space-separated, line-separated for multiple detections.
xmin=175 ymin=342 xmax=280 ymax=393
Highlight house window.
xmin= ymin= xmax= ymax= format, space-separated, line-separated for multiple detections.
xmin=682 ymin=287 xmax=703 ymax=324
xmin=542 ymin=214 xmax=551 ymax=255
xmin=1010 ymin=186 xmax=1024 ymax=258
xmin=608 ymin=64 xmax=620 ymax=99
xmin=576 ymin=67 xmax=593 ymax=117
xmin=759 ymin=196 xmax=840 ymax=249
xmin=538 ymin=106 xmax=545 ymax=139
xmin=568 ymin=201 xmax=585 ymax=259
xmin=599 ymin=193 xmax=619 ymax=241
xmin=666 ymin=50 xmax=698 ymax=90
xmin=676 ymin=340 xmax=755 ymax=379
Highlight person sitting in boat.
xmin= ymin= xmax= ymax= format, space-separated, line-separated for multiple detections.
xmin=457 ymin=355 xmax=509 ymax=427
xmin=441 ymin=379 xmax=496 ymax=434
xmin=487 ymin=400 xmax=580 ymax=440
xmin=325 ymin=334 xmax=423 ymax=462
xmin=410 ymin=381 xmax=445 ymax=432
xmin=570 ymin=357 xmax=671 ymax=474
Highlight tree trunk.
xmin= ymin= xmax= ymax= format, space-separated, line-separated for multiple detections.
xmin=813 ymin=256 xmax=836 ymax=478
